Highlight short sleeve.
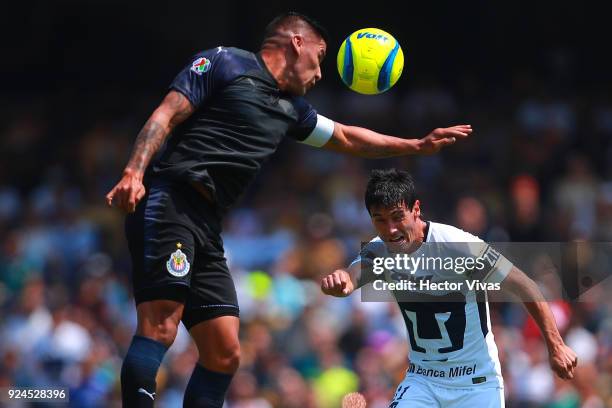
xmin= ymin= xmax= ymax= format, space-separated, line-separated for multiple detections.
xmin=349 ymin=239 xmax=387 ymax=286
xmin=455 ymin=230 xmax=513 ymax=284
xmin=169 ymin=47 xmax=230 ymax=109
xmin=288 ymin=97 xmax=335 ymax=147
xmin=350 ymin=239 xmax=387 ymax=265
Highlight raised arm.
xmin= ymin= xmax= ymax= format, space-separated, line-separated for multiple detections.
xmin=322 ymin=122 xmax=472 ymax=158
xmin=502 ymin=266 xmax=578 ymax=379
xmin=106 ymin=90 xmax=194 ymax=212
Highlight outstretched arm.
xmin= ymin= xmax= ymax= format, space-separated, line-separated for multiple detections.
xmin=322 ymin=122 xmax=472 ymax=158
xmin=502 ymin=266 xmax=578 ymax=379
xmin=106 ymin=91 xmax=194 ymax=212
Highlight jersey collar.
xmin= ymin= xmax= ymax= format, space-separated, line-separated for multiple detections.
xmin=423 ymin=220 xmax=431 ymax=242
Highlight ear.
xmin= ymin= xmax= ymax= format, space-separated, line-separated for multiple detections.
xmin=412 ymin=200 xmax=421 ymax=218
xmin=290 ymin=34 xmax=304 ymax=56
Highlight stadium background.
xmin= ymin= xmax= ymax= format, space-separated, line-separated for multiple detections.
xmin=1 ymin=1 xmax=610 ymax=407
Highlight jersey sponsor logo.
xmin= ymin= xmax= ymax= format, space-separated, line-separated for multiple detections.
xmin=408 ymin=362 xmax=477 ymax=378
xmin=191 ymin=57 xmax=211 ymax=75
xmin=166 ymin=243 xmax=190 ymax=277
xmin=408 ymin=362 xmax=446 ymax=378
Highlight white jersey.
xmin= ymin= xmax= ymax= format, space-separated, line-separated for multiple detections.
xmin=352 ymin=222 xmax=513 ymax=388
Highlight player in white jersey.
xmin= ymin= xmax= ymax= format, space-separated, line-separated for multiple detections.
xmin=321 ymin=169 xmax=577 ymax=408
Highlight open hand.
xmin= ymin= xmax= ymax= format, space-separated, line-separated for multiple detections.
xmin=418 ymin=125 xmax=472 ymax=154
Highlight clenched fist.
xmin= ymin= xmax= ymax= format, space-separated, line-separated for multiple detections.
xmin=321 ymin=269 xmax=355 ymax=297
xmin=549 ymin=343 xmax=578 ymax=380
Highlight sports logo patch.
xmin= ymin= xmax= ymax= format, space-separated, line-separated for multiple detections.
xmin=166 ymin=243 xmax=191 ymax=277
xmin=191 ymin=57 xmax=211 ymax=75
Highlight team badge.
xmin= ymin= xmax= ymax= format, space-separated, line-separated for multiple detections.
xmin=191 ymin=57 xmax=211 ymax=75
xmin=166 ymin=243 xmax=191 ymax=277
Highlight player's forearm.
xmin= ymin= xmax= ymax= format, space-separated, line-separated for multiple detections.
xmin=523 ymin=300 xmax=565 ymax=350
xmin=122 ymin=91 xmax=193 ymax=179
xmin=123 ymin=115 xmax=172 ymax=178
xmin=327 ymin=125 xmax=422 ymax=158
xmin=506 ymin=269 xmax=564 ymax=349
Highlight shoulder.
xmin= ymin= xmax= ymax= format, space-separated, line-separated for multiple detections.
xmin=368 ymin=236 xmax=384 ymax=244
xmin=190 ymin=46 xmax=259 ymax=78
xmin=428 ymin=222 xmax=490 ymax=258
xmin=428 ymin=222 xmax=482 ymax=243
xmin=216 ymin=47 xmax=258 ymax=65
xmin=361 ymin=236 xmax=386 ymax=257
xmin=350 ymin=236 xmax=385 ymax=267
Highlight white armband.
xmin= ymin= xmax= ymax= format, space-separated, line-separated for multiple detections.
xmin=301 ymin=114 xmax=335 ymax=147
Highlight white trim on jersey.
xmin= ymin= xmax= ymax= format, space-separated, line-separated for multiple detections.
xmin=301 ymin=114 xmax=335 ymax=147
xmin=483 ymin=292 xmax=504 ymax=387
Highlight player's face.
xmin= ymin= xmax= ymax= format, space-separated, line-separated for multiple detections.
xmin=289 ymin=34 xmax=326 ymax=95
xmin=370 ymin=201 xmax=423 ymax=249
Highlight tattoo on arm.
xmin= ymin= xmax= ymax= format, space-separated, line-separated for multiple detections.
xmin=125 ymin=120 xmax=167 ymax=174
xmin=125 ymin=91 xmax=194 ymax=174
xmin=166 ymin=91 xmax=194 ymax=127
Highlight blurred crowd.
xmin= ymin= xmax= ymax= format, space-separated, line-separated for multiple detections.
xmin=1 ymin=66 xmax=611 ymax=408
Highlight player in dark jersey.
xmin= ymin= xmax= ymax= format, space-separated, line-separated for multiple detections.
xmin=106 ymin=12 xmax=473 ymax=407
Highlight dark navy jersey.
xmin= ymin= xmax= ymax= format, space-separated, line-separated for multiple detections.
xmin=150 ymin=46 xmax=334 ymax=212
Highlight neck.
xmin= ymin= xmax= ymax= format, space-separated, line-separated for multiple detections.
xmin=417 ymin=218 xmax=427 ymax=242
xmin=260 ymin=48 xmax=289 ymax=90
xmin=405 ymin=219 xmax=427 ymax=253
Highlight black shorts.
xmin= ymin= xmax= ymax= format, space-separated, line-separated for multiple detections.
xmin=125 ymin=180 xmax=239 ymax=330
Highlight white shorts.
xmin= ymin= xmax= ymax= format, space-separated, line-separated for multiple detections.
xmin=389 ymin=375 xmax=505 ymax=408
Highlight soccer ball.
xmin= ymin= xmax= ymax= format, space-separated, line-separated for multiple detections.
xmin=337 ymin=28 xmax=404 ymax=95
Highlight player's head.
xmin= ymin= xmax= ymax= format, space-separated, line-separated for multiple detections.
xmin=261 ymin=12 xmax=328 ymax=96
xmin=365 ymin=169 xmax=423 ymax=245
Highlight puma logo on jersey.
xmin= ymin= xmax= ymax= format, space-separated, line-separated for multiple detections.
xmin=138 ymin=388 xmax=156 ymax=400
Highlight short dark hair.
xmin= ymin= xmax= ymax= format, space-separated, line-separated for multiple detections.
xmin=365 ymin=169 xmax=417 ymax=214
xmin=263 ymin=12 xmax=329 ymax=45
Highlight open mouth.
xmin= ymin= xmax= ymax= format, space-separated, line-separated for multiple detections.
xmin=389 ymin=235 xmax=405 ymax=243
